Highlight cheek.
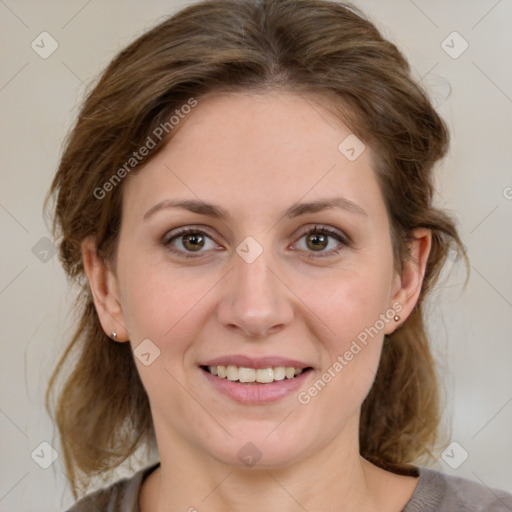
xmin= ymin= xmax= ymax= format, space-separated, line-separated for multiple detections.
xmin=118 ymin=255 xmax=214 ymax=349
xmin=298 ymin=260 xmax=395 ymax=407
xmin=300 ymin=274 xmax=391 ymax=416
xmin=305 ymin=263 xmax=394 ymax=343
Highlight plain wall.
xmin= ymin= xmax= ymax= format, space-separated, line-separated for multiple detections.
xmin=1 ymin=1 xmax=511 ymax=510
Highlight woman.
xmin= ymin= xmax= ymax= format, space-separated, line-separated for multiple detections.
xmin=46 ymin=0 xmax=512 ymax=510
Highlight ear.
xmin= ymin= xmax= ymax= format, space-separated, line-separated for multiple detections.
xmin=384 ymin=228 xmax=431 ymax=335
xmin=81 ymin=237 xmax=129 ymax=342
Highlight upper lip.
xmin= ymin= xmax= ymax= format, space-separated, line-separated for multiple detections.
xmin=200 ymin=355 xmax=312 ymax=370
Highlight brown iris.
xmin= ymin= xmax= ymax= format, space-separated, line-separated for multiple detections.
xmin=306 ymin=232 xmax=328 ymax=251
xmin=181 ymin=233 xmax=205 ymax=251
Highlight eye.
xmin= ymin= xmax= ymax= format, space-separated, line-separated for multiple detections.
xmin=162 ymin=224 xmax=350 ymax=260
xmin=293 ymin=225 xmax=350 ymax=257
xmin=162 ymin=228 xmax=219 ymax=258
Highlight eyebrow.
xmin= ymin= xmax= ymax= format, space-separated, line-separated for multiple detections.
xmin=143 ymin=196 xmax=367 ymax=221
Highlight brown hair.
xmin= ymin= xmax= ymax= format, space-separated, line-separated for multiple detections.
xmin=46 ymin=0 xmax=467 ymax=498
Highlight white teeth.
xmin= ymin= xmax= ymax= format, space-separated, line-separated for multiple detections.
xmin=273 ymin=366 xmax=286 ymax=380
xmin=238 ymin=367 xmax=256 ymax=383
xmin=226 ymin=365 xmax=238 ymax=381
xmin=256 ymin=368 xmax=274 ymax=383
xmin=206 ymin=365 xmax=307 ymax=383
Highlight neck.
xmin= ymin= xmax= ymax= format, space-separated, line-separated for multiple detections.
xmin=142 ymin=419 xmax=390 ymax=512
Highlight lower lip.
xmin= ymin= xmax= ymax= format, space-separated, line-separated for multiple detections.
xmin=201 ymin=367 xmax=312 ymax=404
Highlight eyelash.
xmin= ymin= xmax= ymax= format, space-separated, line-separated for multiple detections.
xmin=162 ymin=225 xmax=351 ymax=260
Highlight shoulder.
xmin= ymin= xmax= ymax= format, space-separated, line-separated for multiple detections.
xmin=404 ymin=467 xmax=512 ymax=512
xmin=64 ymin=463 xmax=160 ymax=512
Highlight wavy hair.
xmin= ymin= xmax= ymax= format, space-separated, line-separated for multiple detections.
xmin=45 ymin=0 xmax=467 ymax=498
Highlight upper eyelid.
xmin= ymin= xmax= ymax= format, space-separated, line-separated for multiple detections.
xmin=295 ymin=224 xmax=347 ymax=240
xmin=162 ymin=225 xmax=219 ymax=244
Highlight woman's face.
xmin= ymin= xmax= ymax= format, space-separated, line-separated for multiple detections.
xmin=90 ymin=92 xmax=427 ymax=468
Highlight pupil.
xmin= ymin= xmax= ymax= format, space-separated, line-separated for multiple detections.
xmin=183 ymin=233 xmax=204 ymax=251
xmin=307 ymin=233 xmax=327 ymax=251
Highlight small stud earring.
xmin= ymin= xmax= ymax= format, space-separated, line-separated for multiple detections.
xmin=393 ymin=315 xmax=400 ymax=322
xmin=111 ymin=330 xmax=118 ymax=341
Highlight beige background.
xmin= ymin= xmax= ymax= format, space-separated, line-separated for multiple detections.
xmin=1 ymin=0 xmax=511 ymax=510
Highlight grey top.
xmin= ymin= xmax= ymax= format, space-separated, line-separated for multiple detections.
xmin=65 ymin=463 xmax=512 ymax=511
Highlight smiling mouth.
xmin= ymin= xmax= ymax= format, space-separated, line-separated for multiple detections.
xmin=201 ymin=365 xmax=313 ymax=384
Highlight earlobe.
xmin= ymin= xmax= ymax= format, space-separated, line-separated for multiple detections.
xmin=385 ymin=228 xmax=432 ymax=335
xmin=81 ymin=237 xmax=129 ymax=342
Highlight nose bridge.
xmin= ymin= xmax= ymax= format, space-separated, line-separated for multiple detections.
xmin=237 ymin=249 xmax=274 ymax=300
xmin=216 ymin=240 xmax=294 ymax=337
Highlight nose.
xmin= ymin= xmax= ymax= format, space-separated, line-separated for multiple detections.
xmin=216 ymin=247 xmax=294 ymax=339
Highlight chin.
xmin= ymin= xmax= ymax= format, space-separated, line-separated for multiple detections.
xmin=202 ymin=430 xmax=310 ymax=470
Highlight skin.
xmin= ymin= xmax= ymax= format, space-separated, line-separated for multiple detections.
xmin=83 ymin=92 xmax=431 ymax=512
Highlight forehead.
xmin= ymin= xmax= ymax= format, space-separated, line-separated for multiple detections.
xmin=165 ymin=91 xmax=357 ymax=172
xmin=122 ymin=91 xmax=384 ymax=222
